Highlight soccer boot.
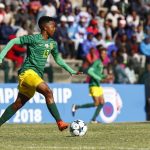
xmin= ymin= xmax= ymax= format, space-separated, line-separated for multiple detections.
xmin=72 ymin=104 xmax=77 ymax=117
xmin=57 ymin=120 xmax=69 ymax=131
xmin=90 ymin=120 xmax=101 ymax=124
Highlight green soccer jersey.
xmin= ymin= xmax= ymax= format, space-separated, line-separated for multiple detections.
xmin=88 ymin=59 xmax=106 ymax=87
xmin=18 ymin=33 xmax=76 ymax=77
xmin=19 ymin=34 xmax=57 ymax=77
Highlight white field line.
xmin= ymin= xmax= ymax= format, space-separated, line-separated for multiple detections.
xmin=1 ymin=146 xmax=150 ymax=150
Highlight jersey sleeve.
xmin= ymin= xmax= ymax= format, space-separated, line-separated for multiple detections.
xmin=88 ymin=67 xmax=102 ymax=81
xmin=51 ymin=41 xmax=59 ymax=57
xmin=51 ymin=42 xmax=76 ymax=74
xmin=88 ymin=60 xmax=105 ymax=81
xmin=0 ymin=38 xmax=21 ymax=61
xmin=20 ymin=35 xmax=36 ymax=44
xmin=91 ymin=59 xmax=100 ymax=68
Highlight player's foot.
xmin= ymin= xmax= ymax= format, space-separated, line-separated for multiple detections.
xmin=90 ymin=120 xmax=100 ymax=124
xmin=72 ymin=104 xmax=77 ymax=116
xmin=57 ymin=120 xmax=69 ymax=131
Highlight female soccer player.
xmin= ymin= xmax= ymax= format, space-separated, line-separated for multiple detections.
xmin=72 ymin=58 xmax=107 ymax=123
xmin=0 ymin=16 xmax=81 ymax=131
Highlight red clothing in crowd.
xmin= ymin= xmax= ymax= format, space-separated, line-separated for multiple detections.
xmin=6 ymin=35 xmax=26 ymax=68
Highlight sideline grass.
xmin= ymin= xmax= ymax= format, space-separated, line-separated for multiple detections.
xmin=0 ymin=122 xmax=150 ymax=150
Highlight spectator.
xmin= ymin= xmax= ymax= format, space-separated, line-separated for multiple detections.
xmin=107 ymin=43 xmax=118 ymax=57
xmin=3 ymin=5 xmax=14 ymax=25
xmin=29 ymin=1 xmax=41 ymax=16
xmin=59 ymin=0 xmax=72 ymax=16
xmin=114 ymin=19 xmax=126 ymax=40
xmin=67 ymin=15 xmax=77 ymax=40
xmin=115 ymin=33 xmax=129 ymax=55
xmin=75 ymin=17 xmax=87 ymax=39
xmin=0 ymin=22 xmax=16 ymax=44
xmin=103 ymin=63 xmax=115 ymax=83
xmin=42 ymin=1 xmax=57 ymax=17
xmin=126 ymin=10 xmax=140 ymax=28
xmin=130 ymin=0 xmax=142 ymax=15
xmin=86 ymin=19 xmax=99 ymax=36
xmin=124 ymin=60 xmax=137 ymax=84
xmin=74 ymin=28 xmax=86 ymax=55
xmin=114 ymin=56 xmax=129 ymax=83
xmin=116 ymin=0 xmax=129 ymax=16
xmin=96 ymin=8 xmax=107 ymax=28
xmin=81 ymin=47 xmax=98 ymax=73
xmin=15 ymin=21 xmax=28 ymax=37
xmin=93 ymin=32 xmax=107 ymax=48
xmin=14 ymin=7 xmax=29 ymax=27
xmin=56 ymin=15 xmax=75 ymax=58
xmin=79 ymin=32 xmax=96 ymax=59
xmin=76 ymin=9 xmax=91 ymax=26
xmin=135 ymin=24 xmax=144 ymax=43
xmin=0 ymin=3 xmax=5 ymax=24
xmin=102 ymin=19 xmax=113 ymax=42
xmin=110 ymin=50 xmax=117 ymax=65
xmin=5 ymin=35 xmax=26 ymax=69
xmin=140 ymin=36 xmax=150 ymax=61
xmin=128 ymin=34 xmax=146 ymax=69
xmin=85 ymin=1 xmax=98 ymax=17
xmin=106 ymin=5 xmax=124 ymax=29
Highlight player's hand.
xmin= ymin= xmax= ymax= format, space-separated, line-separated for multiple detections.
xmin=75 ymin=71 xmax=83 ymax=75
xmin=71 ymin=71 xmax=83 ymax=76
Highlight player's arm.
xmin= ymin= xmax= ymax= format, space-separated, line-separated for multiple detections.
xmin=52 ymin=53 xmax=79 ymax=75
xmin=51 ymin=42 xmax=80 ymax=75
xmin=0 ymin=38 xmax=21 ymax=63
xmin=87 ymin=60 xmax=106 ymax=81
xmin=88 ymin=67 xmax=103 ymax=81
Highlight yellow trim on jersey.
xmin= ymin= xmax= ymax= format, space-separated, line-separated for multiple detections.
xmin=18 ymin=69 xmax=44 ymax=98
xmin=89 ymin=86 xmax=103 ymax=97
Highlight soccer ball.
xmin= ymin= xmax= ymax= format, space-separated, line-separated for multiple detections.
xmin=70 ymin=120 xmax=88 ymax=136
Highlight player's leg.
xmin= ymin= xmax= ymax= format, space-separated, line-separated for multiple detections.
xmin=36 ymin=82 xmax=69 ymax=131
xmin=90 ymin=86 xmax=104 ymax=122
xmin=72 ymin=86 xmax=99 ymax=116
xmin=91 ymin=95 xmax=104 ymax=123
xmin=0 ymin=93 xmax=29 ymax=126
xmin=0 ymin=69 xmax=38 ymax=126
xmin=72 ymin=103 xmax=95 ymax=116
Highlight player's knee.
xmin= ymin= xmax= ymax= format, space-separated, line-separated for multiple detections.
xmin=94 ymin=101 xmax=99 ymax=106
xmin=99 ymin=97 xmax=105 ymax=105
xmin=13 ymin=101 xmax=23 ymax=111
xmin=45 ymin=89 xmax=54 ymax=104
xmin=100 ymin=99 xmax=105 ymax=105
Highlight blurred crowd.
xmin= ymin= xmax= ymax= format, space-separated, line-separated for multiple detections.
xmin=0 ymin=0 xmax=150 ymax=86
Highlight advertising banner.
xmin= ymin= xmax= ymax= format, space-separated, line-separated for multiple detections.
xmin=0 ymin=83 xmax=146 ymax=123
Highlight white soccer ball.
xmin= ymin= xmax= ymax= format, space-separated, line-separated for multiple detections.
xmin=70 ymin=120 xmax=88 ymax=136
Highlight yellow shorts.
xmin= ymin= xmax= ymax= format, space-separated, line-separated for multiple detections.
xmin=18 ymin=69 xmax=44 ymax=98
xmin=89 ymin=86 xmax=103 ymax=97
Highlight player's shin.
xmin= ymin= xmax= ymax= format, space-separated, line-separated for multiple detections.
xmin=0 ymin=103 xmax=17 ymax=126
xmin=91 ymin=104 xmax=103 ymax=121
xmin=46 ymin=102 xmax=61 ymax=122
xmin=46 ymin=102 xmax=69 ymax=131
xmin=76 ymin=103 xmax=95 ymax=109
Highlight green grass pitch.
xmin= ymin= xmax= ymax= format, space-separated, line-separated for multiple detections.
xmin=0 ymin=122 xmax=150 ymax=150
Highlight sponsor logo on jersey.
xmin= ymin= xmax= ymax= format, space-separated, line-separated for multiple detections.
xmin=45 ymin=44 xmax=49 ymax=48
